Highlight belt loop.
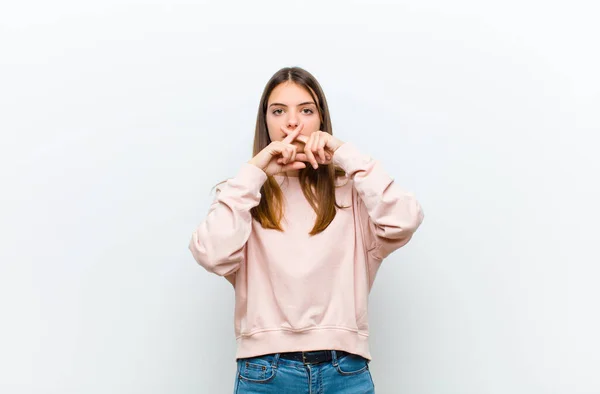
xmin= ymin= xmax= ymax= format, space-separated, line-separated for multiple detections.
xmin=331 ymin=350 xmax=339 ymax=366
xmin=272 ymin=353 xmax=280 ymax=369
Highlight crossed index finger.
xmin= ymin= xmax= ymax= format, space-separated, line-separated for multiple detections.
xmin=288 ymin=132 xmax=309 ymax=145
xmin=282 ymin=124 xmax=304 ymax=144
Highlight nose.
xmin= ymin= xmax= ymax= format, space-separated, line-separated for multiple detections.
xmin=287 ymin=116 xmax=298 ymax=129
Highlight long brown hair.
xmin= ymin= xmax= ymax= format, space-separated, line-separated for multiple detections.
xmin=217 ymin=66 xmax=349 ymax=236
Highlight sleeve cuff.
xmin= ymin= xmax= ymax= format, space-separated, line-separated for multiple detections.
xmin=331 ymin=142 xmax=373 ymax=175
xmin=233 ymin=162 xmax=268 ymax=193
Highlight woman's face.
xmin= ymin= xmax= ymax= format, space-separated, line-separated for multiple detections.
xmin=266 ymin=81 xmax=321 ymax=149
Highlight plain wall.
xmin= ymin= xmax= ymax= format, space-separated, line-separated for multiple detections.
xmin=1 ymin=0 xmax=599 ymax=393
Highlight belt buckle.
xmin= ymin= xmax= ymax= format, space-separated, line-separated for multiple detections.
xmin=302 ymin=351 xmax=310 ymax=364
xmin=302 ymin=351 xmax=325 ymax=365
xmin=302 ymin=351 xmax=317 ymax=364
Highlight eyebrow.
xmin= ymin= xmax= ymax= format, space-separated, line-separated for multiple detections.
xmin=268 ymin=101 xmax=316 ymax=108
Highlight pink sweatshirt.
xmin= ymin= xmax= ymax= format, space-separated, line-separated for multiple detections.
xmin=188 ymin=142 xmax=424 ymax=361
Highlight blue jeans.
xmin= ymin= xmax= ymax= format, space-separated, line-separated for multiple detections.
xmin=234 ymin=350 xmax=375 ymax=393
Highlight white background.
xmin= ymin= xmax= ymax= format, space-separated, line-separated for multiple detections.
xmin=1 ymin=0 xmax=599 ymax=393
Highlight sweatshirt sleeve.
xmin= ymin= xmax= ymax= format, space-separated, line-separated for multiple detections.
xmin=332 ymin=142 xmax=425 ymax=260
xmin=188 ymin=162 xmax=268 ymax=277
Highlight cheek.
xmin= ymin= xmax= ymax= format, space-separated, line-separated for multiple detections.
xmin=306 ymin=114 xmax=321 ymax=129
xmin=304 ymin=118 xmax=321 ymax=134
xmin=265 ymin=117 xmax=280 ymax=139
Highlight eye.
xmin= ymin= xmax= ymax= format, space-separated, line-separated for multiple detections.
xmin=302 ymin=108 xmax=314 ymax=114
xmin=272 ymin=109 xmax=283 ymax=115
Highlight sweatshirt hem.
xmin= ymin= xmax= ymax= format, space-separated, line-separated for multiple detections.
xmin=235 ymin=326 xmax=372 ymax=361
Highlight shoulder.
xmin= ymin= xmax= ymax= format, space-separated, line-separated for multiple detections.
xmin=333 ymin=168 xmax=351 ymax=187
xmin=335 ymin=172 xmax=359 ymax=193
xmin=333 ymin=173 xmax=357 ymax=208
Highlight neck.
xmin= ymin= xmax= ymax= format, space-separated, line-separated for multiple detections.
xmin=285 ymin=171 xmax=300 ymax=177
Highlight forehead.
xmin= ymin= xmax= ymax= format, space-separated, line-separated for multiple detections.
xmin=268 ymin=82 xmax=317 ymax=105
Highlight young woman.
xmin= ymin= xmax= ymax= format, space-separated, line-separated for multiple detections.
xmin=189 ymin=66 xmax=424 ymax=393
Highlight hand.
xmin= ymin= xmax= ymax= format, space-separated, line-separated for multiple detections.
xmin=278 ymin=128 xmax=345 ymax=170
xmin=248 ymin=124 xmax=307 ymax=176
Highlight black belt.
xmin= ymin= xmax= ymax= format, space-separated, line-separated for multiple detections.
xmin=277 ymin=350 xmax=350 ymax=364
